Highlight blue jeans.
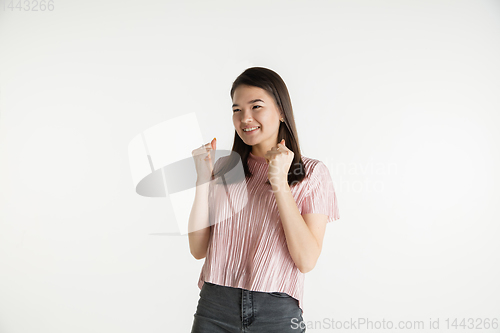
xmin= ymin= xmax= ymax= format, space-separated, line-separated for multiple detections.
xmin=191 ymin=282 xmax=306 ymax=332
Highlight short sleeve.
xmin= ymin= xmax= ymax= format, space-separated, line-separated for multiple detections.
xmin=300 ymin=161 xmax=340 ymax=223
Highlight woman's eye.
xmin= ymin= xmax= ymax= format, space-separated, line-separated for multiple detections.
xmin=232 ymin=105 xmax=261 ymax=112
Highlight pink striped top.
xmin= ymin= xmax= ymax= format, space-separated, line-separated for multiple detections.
xmin=197 ymin=151 xmax=340 ymax=314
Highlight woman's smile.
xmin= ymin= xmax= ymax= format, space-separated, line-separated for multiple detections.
xmin=243 ymin=127 xmax=260 ymax=134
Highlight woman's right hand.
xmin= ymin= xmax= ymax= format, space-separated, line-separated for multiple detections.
xmin=192 ymin=137 xmax=217 ymax=184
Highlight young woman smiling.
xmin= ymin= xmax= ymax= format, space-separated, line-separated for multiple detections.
xmin=189 ymin=67 xmax=340 ymax=332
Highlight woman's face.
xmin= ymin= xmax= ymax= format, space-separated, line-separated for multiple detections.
xmin=232 ymin=85 xmax=283 ymax=155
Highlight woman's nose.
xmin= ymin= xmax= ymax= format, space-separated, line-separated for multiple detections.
xmin=241 ymin=109 xmax=253 ymax=122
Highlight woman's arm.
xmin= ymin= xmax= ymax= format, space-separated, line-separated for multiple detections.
xmin=188 ymin=181 xmax=211 ymax=260
xmin=272 ymin=181 xmax=326 ymax=273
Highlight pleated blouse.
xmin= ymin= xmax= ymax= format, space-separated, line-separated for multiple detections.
xmin=197 ymin=150 xmax=340 ymax=314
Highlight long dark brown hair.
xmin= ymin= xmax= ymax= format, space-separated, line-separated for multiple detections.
xmin=212 ymin=67 xmax=308 ymax=188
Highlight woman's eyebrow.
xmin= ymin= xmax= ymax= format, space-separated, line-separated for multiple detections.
xmin=232 ymin=99 xmax=265 ymax=107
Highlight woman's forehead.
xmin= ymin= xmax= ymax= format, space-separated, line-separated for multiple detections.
xmin=233 ymin=85 xmax=271 ymax=102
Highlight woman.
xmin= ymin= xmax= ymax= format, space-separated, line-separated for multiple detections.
xmin=189 ymin=67 xmax=340 ymax=332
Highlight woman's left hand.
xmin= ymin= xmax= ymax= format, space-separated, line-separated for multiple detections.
xmin=265 ymin=139 xmax=294 ymax=189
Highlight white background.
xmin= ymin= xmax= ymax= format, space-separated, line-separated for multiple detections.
xmin=1 ymin=0 xmax=499 ymax=332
